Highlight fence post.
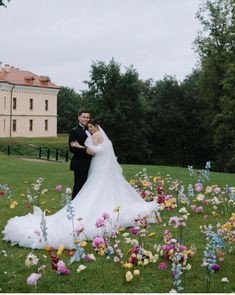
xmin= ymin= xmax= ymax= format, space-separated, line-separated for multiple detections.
xmin=38 ymin=147 xmax=42 ymax=158
xmin=65 ymin=150 xmax=69 ymax=162
xmin=56 ymin=149 xmax=59 ymax=161
xmin=47 ymin=148 xmax=50 ymax=160
xmin=7 ymin=145 xmax=10 ymax=155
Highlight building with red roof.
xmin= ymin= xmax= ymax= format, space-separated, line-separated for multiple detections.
xmin=0 ymin=63 xmax=60 ymax=137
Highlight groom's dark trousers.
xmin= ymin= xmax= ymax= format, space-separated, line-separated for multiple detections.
xmin=69 ymin=124 xmax=92 ymax=199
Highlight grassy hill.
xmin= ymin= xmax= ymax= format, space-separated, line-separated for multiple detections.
xmin=0 ymin=153 xmax=234 ymax=293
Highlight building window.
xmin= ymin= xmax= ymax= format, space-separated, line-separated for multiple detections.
xmin=29 ymin=120 xmax=33 ymax=131
xmin=4 ymin=96 xmax=6 ymax=110
xmin=13 ymin=97 xmax=17 ymax=110
xmin=13 ymin=119 xmax=16 ymax=132
xmin=4 ymin=119 xmax=6 ymax=132
xmin=45 ymin=100 xmax=48 ymax=111
xmin=30 ymin=99 xmax=33 ymax=110
xmin=45 ymin=119 xmax=48 ymax=131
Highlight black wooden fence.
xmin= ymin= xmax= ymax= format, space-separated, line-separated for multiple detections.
xmin=7 ymin=145 xmax=69 ymax=162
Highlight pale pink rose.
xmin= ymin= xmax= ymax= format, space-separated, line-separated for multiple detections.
xmin=26 ymin=273 xmax=41 ymax=286
xmin=55 ymin=185 xmax=63 ymax=191
xmin=102 ymin=212 xmax=110 ymax=220
xmin=95 ymin=218 xmax=105 ymax=228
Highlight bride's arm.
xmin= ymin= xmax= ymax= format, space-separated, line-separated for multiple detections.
xmin=86 ymin=132 xmax=103 ymax=155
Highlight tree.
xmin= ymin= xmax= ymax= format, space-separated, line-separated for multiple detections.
xmin=57 ymin=86 xmax=81 ymax=133
xmin=194 ymin=0 xmax=235 ymax=171
xmin=81 ymin=59 xmax=151 ymax=164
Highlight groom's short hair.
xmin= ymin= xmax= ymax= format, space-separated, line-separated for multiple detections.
xmin=78 ymin=110 xmax=90 ymax=116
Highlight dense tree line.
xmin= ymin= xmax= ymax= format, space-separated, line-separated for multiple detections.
xmin=58 ymin=0 xmax=235 ymax=172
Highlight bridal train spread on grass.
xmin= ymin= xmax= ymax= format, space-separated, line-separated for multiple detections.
xmin=3 ymin=126 xmax=159 ymax=249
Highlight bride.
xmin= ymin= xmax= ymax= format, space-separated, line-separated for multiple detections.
xmin=3 ymin=121 xmax=159 ymax=249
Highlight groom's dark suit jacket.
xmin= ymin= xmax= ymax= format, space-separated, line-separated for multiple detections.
xmin=69 ymin=124 xmax=92 ymax=172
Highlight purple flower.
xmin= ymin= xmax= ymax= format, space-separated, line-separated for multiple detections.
xmin=26 ymin=273 xmax=41 ymax=286
xmin=130 ymin=227 xmax=138 ymax=235
xmin=92 ymin=236 xmax=105 ymax=249
xmin=57 ymin=260 xmax=70 ymax=275
xmin=195 ymin=183 xmax=203 ymax=193
xmin=211 ymin=264 xmax=220 ymax=271
xmin=95 ymin=218 xmax=105 ymax=228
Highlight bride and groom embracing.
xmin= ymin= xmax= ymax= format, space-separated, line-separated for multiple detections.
xmin=3 ymin=111 xmax=159 ymax=249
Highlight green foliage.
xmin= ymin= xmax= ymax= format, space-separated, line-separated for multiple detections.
xmin=81 ymin=59 xmax=152 ymax=164
xmin=57 ymin=87 xmax=82 ymax=133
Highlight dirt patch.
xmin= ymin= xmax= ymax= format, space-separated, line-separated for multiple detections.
xmin=19 ymin=157 xmax=60 ymax=163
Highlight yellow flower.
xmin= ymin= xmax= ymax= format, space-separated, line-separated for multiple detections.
xmin=221 ymin=222 xmax=232 ymax=230
xmin=129 ymin=180 xmax=136 ymax=185
xmin=44 ymin=209 xmax=51 ymax=213
xmin=123 ymin=262 xmax=133 ymax=269
xmin=40 ymin=201 xmax=46 ymax=205
xmin=165 ymin=200 xmax=172 ymax=207
xmin=74 ymin=239 xmax=80 ymax=244
xmin=141 ymin=180 xmax=149 ymax=187
xmin=44 ymin=244 xmax=52 ymax=251
xmin=118 ymin=227 xmax=126 ymax=232
xmin=133 ymin=269 xmax=140 ymax=276
xmin=113 ymin=206 xmax=120 ymax=212
xmin=20 ymin=193 xmax=25 ymax=197
xmin=181 ymin=198 xmax=186 ymax=204
xmin=10 ymin=204 xmax=16 ymax=209
xmin=57 ymin=244 xmax=65 ymax=256
xmin=153 ymin=176 xmax=160 ymax=183
xmin=125 ymin=271 xmax=133 ymax=282
xmin=81 ymin=241 xmax=87 ymax=247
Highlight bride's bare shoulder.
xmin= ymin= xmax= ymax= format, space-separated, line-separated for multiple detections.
xmin=92 ymin=131 xmax=103 ymax=143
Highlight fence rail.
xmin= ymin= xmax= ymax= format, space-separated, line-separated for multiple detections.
xmin=6 ymin=145 xmax=69 ymax=162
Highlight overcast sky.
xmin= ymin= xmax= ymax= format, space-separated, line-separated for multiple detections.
xmin=1 ymin=0 xmax=202 ymax=92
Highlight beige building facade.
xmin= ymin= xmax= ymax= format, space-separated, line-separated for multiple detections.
xmin=0 ymin=64 xmax=60 ymax=138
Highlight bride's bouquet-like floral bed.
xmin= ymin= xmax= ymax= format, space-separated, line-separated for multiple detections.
xmin=0 ymin=162 xmax=235 ymax=293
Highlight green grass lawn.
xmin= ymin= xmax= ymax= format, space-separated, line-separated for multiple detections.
xmin=0 ymin=153 xmax=235 ymax=293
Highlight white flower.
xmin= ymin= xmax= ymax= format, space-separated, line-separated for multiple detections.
xmin=122 ymin=232 xmax=129 ymax=238
xmin=77 ymin=264 xmax=86 ymax=273
xmin=65 ymin=188 xmax=72 ymax=195
xmin=221 ymin=277 xmax=229 ymax=283
xmin=179 ymin=207 xmax=187 ymax=214
xmin=25 ymin=252 xmax=39 ymax=267
xmin=130 ymin=239 xmax=139 ymax=247
xmin=213 ymin=205 xmax=218 ymax=210
xmin=86 ymin=253 xmax=96 ymax=261
xmin=169 ymin=289 xmax=177 ymax=293
xmin=32 ymin=184 xmax=40 ymax=191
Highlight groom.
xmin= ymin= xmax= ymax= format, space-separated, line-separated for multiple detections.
xmin=69 ymin=110 xmax=92 ymax=199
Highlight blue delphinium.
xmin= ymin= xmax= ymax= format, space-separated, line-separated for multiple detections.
xmin=40 ymin=212 xmax=48 ymax=243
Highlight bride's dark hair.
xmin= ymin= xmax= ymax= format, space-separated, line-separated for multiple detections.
xmin=88 ymin=120 xmax=99 ymax=127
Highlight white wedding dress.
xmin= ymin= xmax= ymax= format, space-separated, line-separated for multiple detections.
xmin=2 ymin=127 xmax=159 ymax=249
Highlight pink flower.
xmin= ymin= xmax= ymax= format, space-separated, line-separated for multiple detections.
xmin=26 ymin=273 xmax=42 ymax=286
xmin=158 ymin=263 xmax=168 ymax=270
xmin=95 ymin=218 xmax=105 ymax=228
xmin=0 ymin=191 xmax=4 ymax=196
xmin=92 ymin=236 xmax=105 ymax=249
xmin=102 ymin=212 xmax=110 ymax=220
xmin=57 ymin=260 xmax=70 ymax=275
xmin=55 ymin=185 xmax=63 ymax=192
xmin=195 ymin=183 xmax=203 ymax=193
xmin=214 ymin=187 xmax=221 ymax=194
